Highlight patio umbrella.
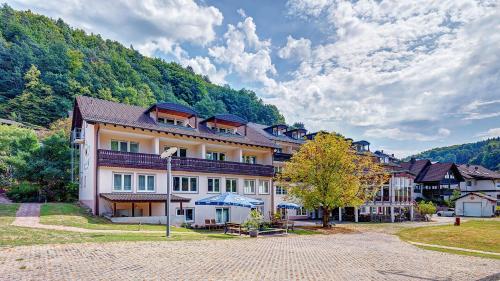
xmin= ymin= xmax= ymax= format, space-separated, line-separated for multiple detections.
xmin=277 ymin=202 xmax=300 ymax=234
xmin=195 ymin=193 xmax=264 ymax=223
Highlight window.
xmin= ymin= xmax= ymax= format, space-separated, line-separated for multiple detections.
xmin=243 ymin=155 xmax=257 ymax=164
xmin=274 ymin=166 xmax=283 ymax=174
xmin=244 ymin=179 xmax=256 ymax=194
xmin=226 ymin=179 xmax=237 ymax=193
xmin=176 ymin=208 xmax=194 ymax=222
xmin=138 ymin=175 xmax=155 ymax=192
xmin=467 ymin=181 xmax=472 ymax=187
xmin=111 ymin=140 xmax=139 ymax=153
xmin=164 ymin=146 xmax=187 ymax=157
xmin=207 ymin=151 xmax=225 ymax=161
xmin=215 ymin=208 xmax=230 ymax=223
xmin=297 ymin=207 xmax=307 ymax=216
xmin=208 ymin=178 xmax=221 ymax=193
xmin=173 ymin=176 xmax=198 ymax=193
xmin=113 ymin=173 xmax=132 ymax=192
xmin=276 ymin=185 xmax=287 ymax=195
xmin=259 ymin=180 xmax=270 ymax=194
xmin=158 ymin=117 xmax=176 ymax=125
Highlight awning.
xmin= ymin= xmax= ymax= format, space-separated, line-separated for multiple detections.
xmin=100 ymin=193 xmax=190 ymax=203
xmin=277 ymin=202 xmax=301 ymax=209
xmin=195 ymin=193 xmax=263 ymax=208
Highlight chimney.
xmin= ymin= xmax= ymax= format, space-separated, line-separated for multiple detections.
xmin=410 ymin=157 xmax=416 ymax=164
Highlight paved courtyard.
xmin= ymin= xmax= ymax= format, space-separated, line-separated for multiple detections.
xmin=1 ymin=233 xmax=499 ymax=281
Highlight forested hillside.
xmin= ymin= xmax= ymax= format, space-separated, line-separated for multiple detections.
xmin=407 ymin=138 xmax=500 ymax=171
xmin=0 ymin=5 xmax=285 ymax=127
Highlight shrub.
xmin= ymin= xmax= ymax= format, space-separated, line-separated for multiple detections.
xmin=417 ymin=201 xmax=437 ymax=221
xmin=243 ymin=209 xmax=263 ymax=230
xmin=6 ymin=182 xmax=40 ymax=202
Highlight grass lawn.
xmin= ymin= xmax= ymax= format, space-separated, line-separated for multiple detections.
xmin=40 ymin=203 xmax=187 ymax=231
xmin=398 ymin=220 xmax=500 ymax=257
xmin=0 ymin=204 xmax=235 ymax=247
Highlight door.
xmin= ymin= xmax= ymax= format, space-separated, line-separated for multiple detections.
xmin=463 ymin=202 xmax=482 ymax=217
xmin=215 ymin=208 xmax=230 ymax=223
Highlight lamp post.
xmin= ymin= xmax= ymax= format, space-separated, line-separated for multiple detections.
xmin=161 ymin=147 xmax=178 ymax=238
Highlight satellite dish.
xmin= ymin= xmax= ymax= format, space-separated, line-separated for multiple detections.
xmin=160 ymin=147 xmax=178 ymax=159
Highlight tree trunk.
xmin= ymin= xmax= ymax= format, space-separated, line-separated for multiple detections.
xmin=322 ymin=207 xmax=330 ymax=228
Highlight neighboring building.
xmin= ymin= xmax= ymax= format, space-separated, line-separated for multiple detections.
xmin=72 ymin=96 xmax=276 ymax=226
xmin=401 ymin=159 xmax=464 ymax=202
xmin=358 ymin=146 xmax=416 ymax=222
xmin=454 ymin=192 xmax=496 ymax=217
xmin=458 ymin=164 xmax=500 ymax=206
xmin=249 ymin=123 xmax=308 ymax=219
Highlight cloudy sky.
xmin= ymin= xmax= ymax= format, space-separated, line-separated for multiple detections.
xmin=7 ymin=0 xmax=500 ymax=157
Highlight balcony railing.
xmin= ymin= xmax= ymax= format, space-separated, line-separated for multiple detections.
xmin=273 ymin=152 xmax=293 ymax=162
xmin=97 ymin=149 xmax=274 ymax=177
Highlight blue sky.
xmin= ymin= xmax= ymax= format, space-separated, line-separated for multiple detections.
xmin=7 ymin=0 xmax=500 ymax=157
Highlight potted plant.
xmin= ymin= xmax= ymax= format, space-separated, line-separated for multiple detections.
xmin=244 ymin=209 xmax=263 ymax=237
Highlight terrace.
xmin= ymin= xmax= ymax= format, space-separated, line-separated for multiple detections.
xmin=97 ymin=149 xmax=275 ymax=177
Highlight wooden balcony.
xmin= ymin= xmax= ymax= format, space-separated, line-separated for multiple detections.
xmin=97 ymin=149 xmax=274 ymax=177
xmin=273 ymin=152 xmax=292 ymax=162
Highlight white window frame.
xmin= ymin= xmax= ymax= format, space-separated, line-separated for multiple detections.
xmin=226 ymin=178 xmax=237 ymax=193
xmin=215 ymin=207 xmax=230 ymax=224
xmin=111 ymin=140 xmax=139 ymax=153
xmin=243 ymin=155 xmax=257 ymax=164
xmin=163 ymin=146 xmax=188 ymax=157
xmin=206 ymin=151 xmax=226 ymax=161
xmin=176 ymin=208 xmax=195 ymax=222
xmin=113 ymin=173 xmax=133 ymax=192
xmin=172 ymin=176 xmax=198 ymax=193
xmin=207 ymin=177 xmax=221 ymax=193
xmin=244 ymin=179 xmax=256 ymax=194
xmin=137 ymin=174 xmax=155 ymax=192
xmin=296 ymin=207 xmax=307 ymax=216
xmin=258 ymin=180 xmax=270 ymax=194
xmin=276 ymin=185 xmax=287 ymax=195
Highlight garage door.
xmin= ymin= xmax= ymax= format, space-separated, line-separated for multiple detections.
xmin=463 ymin=202 xmax=482 ymax=217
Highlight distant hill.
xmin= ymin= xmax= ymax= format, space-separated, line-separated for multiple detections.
xmin=0 ymin=5 xmax=285 ymax=127
xmin=406 ymin=138 xmax=500 ymax=171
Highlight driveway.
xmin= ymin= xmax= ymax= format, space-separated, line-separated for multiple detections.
xmin=1 ymin=233 xmax=498 ymax=281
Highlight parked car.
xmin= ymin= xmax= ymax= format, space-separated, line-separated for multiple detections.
xmin=436 ymin=208 xmax=455 ymax=217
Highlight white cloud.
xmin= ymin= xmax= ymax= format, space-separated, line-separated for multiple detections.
xmin=462 ymin=99 xmax=500 ymax=120
xmin=237 ymin=8 xmax=247 ymax=18
xmin=209 ymin=16 xmax=277 ymax=88
xmin=278 ymin=36 xmax=312 ymax=60
xmin=364 ymin=127 xmax=450 ymax=141
xmin=179 ymin=56 xmax=227 ymax=85
xmin=266 ymin=0 xmax=500 ymax=140
xmin=8 ymin=0 xmax=223 ymax=49
xmin=475 ymin=128 xmax=500 ymax=139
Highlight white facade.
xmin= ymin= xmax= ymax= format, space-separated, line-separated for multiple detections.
xmin=455 ymin=193 xmax=496 ymax=217
xmin=460 ymin=179 xmax=499 ymax=201
xmin=77 ymin=122 xmax=275 ymax=226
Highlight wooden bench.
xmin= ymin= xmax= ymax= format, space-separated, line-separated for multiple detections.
xmin=224 ymin=223 xmax=245 ymax=235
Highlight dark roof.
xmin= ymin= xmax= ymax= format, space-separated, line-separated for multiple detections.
xmin=353 ymin=140 xmax=370 ymax=145
xmin=100 ymin=193 xmax=190 ymax=202
xmin=400 ymin=159 xmax=431 ymax=177
xmin=264 ymin=124 xmax=288 ymax=131
xmin=146 ymin=102 xmax=197 ymax=117
xmin=285 ymin=128 xmax=307 ymax=133
xmin=203 ymin=114 xmax=248 ymax=125
xmin=458 ymin=164 xmax=500 ymax=180
xmin=248 ymin=123 xmax=305 ymax=145
xmin=453 ymin=192 xmax=497 ymax=202
xmin=73 ymin=96 xmax=276 ymax=148
xmin=416 ymin=162 xmax=464 ymax=182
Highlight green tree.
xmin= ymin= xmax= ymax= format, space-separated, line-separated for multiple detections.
xmin=0 ymin=125 xmax=39 ymax=186
xmin=417 ymin=201 xmax=436 ymax=221
xmin=279 ymin=133 xmax=388 ymax=227
xmin=17 ymin=131 xmax=73 ymax=201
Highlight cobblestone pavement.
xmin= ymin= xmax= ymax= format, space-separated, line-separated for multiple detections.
xmin=1 ymin=233 xmax=499 ymax=281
